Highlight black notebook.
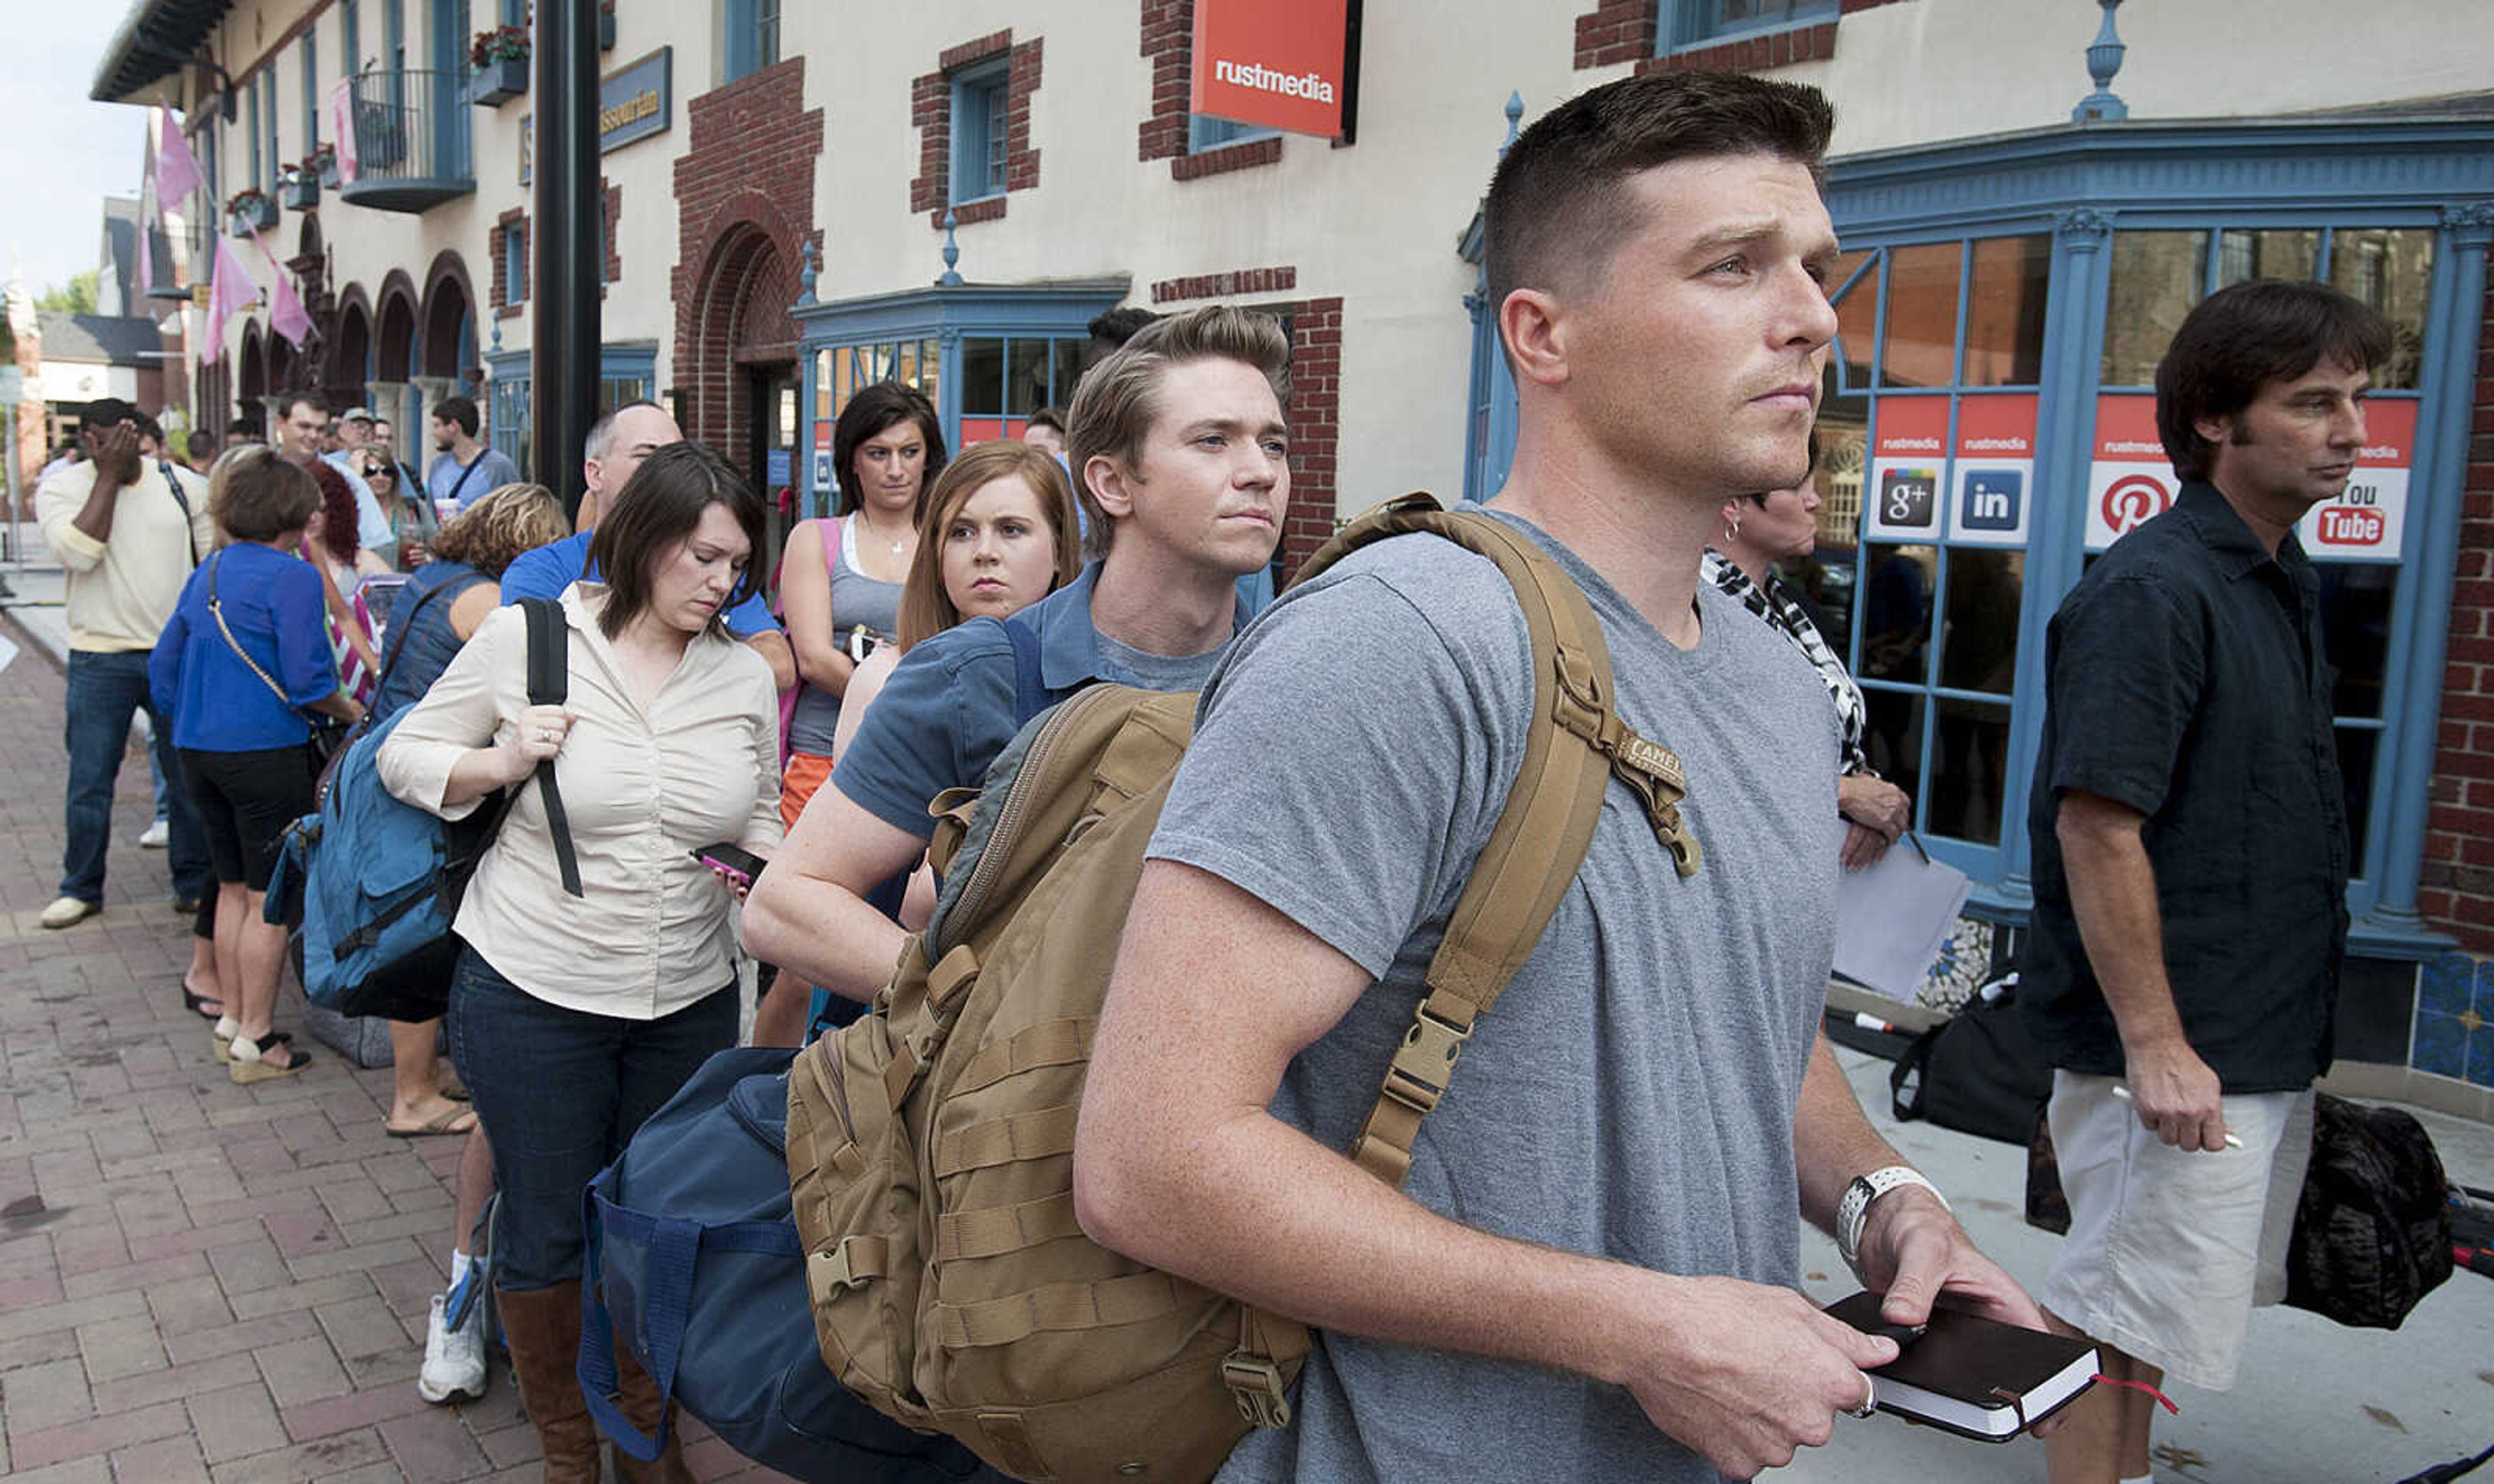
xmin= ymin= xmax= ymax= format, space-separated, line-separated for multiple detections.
xmin=1822 ymin=1292 xmax=2098 ymax=1442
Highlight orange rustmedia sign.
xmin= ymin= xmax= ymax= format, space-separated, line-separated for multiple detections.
xmin=1191 ymin=0 xmax=1352 ymax=140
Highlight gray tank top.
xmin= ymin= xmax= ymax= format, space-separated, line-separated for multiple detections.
xmin=787 ymin=514 xmax=907 ymax=756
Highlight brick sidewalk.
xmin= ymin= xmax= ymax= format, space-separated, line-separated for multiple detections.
xmin=0 ymin=630 xmax=788 ymax=1482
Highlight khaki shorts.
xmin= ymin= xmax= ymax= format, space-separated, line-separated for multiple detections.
xmin=2039 ymin=1071 xmax=2314 ymax=1390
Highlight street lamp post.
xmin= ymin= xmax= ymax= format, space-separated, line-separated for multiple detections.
xmin=531 ymin=0 xmax=602 ymax=520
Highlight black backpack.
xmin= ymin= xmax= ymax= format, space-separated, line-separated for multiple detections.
xmin=1890 ymin=978 xmax=2052 ymax=1146
xmin=2286 ymin=1093 xmax=2454 ymax=1330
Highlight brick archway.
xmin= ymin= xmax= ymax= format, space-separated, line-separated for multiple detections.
xmin=672 ymin=58 xmax=823 ymax=453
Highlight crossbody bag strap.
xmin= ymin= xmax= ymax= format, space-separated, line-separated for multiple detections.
xmin=1287 ymin=494 xmax=1705 ymax=1188
xmin=517 ymin=597 xmax=586 ymax=898
xmin=160 ymin=461 xmax=199 ymax=567
xmin=207 ymin=550 xmax=309 ymax=714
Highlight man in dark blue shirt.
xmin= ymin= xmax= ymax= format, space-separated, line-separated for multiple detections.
xmin=740 ymin=306 xmax=1289 ymax=1042
xmin=2021 ymin=279 xmax=2389 ymax=1484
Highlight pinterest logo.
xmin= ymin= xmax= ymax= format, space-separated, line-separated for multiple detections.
xmin=2100 ymin=475 xmax=2171 ymax=536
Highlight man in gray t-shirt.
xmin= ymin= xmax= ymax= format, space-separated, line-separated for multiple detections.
xmin=1076 ymin=71 xmax=2048 ymax=1484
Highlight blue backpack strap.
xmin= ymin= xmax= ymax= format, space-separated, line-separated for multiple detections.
xmin=577 ymin=1181 xmax=801 ymax=1461
xmin=1003 ymin=617 xmax=1048 ymax=727
xmin=516 ymin=597 xmax=586 ymax=897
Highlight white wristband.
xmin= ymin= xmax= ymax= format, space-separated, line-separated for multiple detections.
xmin=1835 ymin=1166 xmax=1948 ymax=1271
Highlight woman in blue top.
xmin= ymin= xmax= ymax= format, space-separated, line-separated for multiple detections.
xmin=149 ymin=447 xmax=365 ymax=1083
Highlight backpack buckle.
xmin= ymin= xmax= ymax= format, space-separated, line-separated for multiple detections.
xmin=1221 ymin=1352 xmax=1292 ymax=1429
xmin=1381 ymin=1000 xmax=1472 ymax=1116
xmin=807 ymin=1235 xmax=886 ymax=1301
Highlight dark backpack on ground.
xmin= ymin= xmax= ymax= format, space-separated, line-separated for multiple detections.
xmin=579 ymin=1048 xmax=997 ymax=1483
xmin=1890 ymin=977 xmax=2052 ymax=1146
xmin=2286 ymin=1092 xmax=2453 ymax=1329
xmin=265 ymin=596 xmax=581 ymax=1022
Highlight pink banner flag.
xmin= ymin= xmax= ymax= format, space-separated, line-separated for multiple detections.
xmin=136 ymin=120 xmax=156 ymax=296
xmin=203 ymin=237 xmax=256 ymax=350
xmin=250 ymin=229 xmax=312 ymax=347
xmin=330 ymin=81 xmax=359 ymax=184
xmin=155 ymin=105 xmax=202 ymax=207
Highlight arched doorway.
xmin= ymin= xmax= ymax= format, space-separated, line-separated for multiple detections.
xmin=681 ymin=215 xmax=804 ymax=547
xmin=267 ymin=333 xmax=296 ymax=399
xmin=329 ymin=289 xmax=373 ymax=412
xmin=237 ymin=324 xmax=267 ymax=427
xmin=375 ymin=275 xmax=420 ymax=386
xmin=418 ymin=253 xmax=477 ymax=394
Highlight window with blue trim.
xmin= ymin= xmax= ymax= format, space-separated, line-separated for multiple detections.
xmin=301 ymin=37 xmax=319 ymax=149
xmin=246 ymin=77 xmax=262 ymax=192
xmin=1189 ymin=113 xmax=1277 ymax=154
xmin=342 ymin=0 xmax=360 ymax=71
xmin=1659 ymin=0 xmax=1839 ymax=51
xmin=503 ymin=221 xmax=527 ymax=306
xmin=950 ymin=60 xmax=1009 ymax=204
xmin=724 ymin=0 xmax=780 ymax=83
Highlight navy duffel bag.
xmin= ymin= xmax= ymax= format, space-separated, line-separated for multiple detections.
xmin=578 ymin=1046 xmax=995 ymax=1482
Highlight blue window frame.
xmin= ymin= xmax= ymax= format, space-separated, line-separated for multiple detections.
xmin=1189 ymin=113 xmax=1277 ymax=154
xmin=1457 ymin=115 xmax=2494 ymax=956
xmin=1657 ymin=0 xmax=1839 ymax=52
xmin=342 ymin=0 xmax=360 ymax=71
xmin=725 ymin=0 xmax=780 ymax=83
xmin=502 ymin=221 xmax=527 ymax=305
xmin=266 ymin=70 xmax=282 ymax=190
xmin=792 ymin=280 xmax=1127 ymax=519
xmin=483 ymin=342 xmax=659 ymax=481
xmin=245 ymin=76 xmax=262 ymax=192
xmin=301 ymin=37 xmax=320 ymax=150
xmin=949 ymin=60 xmax=1009 ymax=205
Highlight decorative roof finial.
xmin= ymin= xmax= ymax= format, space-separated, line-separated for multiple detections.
xmin=796 ymin=238 xmax=818 ymax=307
xmin=936 ymin=210 xmax=964 ymax=288
xmin=1500 ymin=91 xmax=1524 ymax=157
xmin=2072 ymin=0 xmax=2128 ymax=123
xmin=488 ymin=317 xmax=501 ymax=356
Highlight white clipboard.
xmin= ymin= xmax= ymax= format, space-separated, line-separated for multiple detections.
xmin=1832 ymin=819 xmax=1971 ymax=1003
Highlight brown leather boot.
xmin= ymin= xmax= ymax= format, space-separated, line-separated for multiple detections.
xmin=608 ymin=1337 xmax=694 ymax=1484
xmin=494 ymin=1283 xmax=601 ymax=1484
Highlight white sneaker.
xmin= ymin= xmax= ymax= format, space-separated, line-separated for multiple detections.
xmin=139 ymin=819 xmax=170 ymax=849
xmin=38 ymin=896 xmax=97 ymax=929
xmin=418 ymin=1292 xmax=487 ymax=1404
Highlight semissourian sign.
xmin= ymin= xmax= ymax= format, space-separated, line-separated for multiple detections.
xmin=599 ymin=48 xmax=672 ymax=153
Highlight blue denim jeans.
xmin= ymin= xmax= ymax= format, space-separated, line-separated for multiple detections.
xmin=446 ymin=947 xmax=738 ymax=1292
xmin=62 ymin=649 xmax=209 ymax=906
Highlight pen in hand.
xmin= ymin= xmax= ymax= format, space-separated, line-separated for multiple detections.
xmin=2109 ymin=1083 xmax=2243 ymax=1149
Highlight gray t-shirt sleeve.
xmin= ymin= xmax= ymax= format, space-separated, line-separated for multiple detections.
xmin=1150 ymin=557 xmax=1526 ymax=979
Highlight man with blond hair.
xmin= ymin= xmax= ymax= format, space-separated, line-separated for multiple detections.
xmin=743 ymin=305 xmax=1291 ymax=1039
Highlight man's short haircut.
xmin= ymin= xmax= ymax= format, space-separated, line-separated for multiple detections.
xmin=1026 ymin=406 xmax=1066 ymax=436
xmin=431 ymin=482 xmax=570 ymax=578
xmin=433 ymin=395 xmax=481 ymax=438
xmin=277 ymin=390 xmax=329 ymax=422
xmin=2154 ymin=279 xmax=2393 ymax=482
xmin=585 ymin=397 xmax=666 ymax=462
xmin=208 ymin=444 xmax=321 ymax=542
xmin=136 ymin=416 xmax=166 ymax=447
xmin=1087 ymin=307 xmax=1158 ymax=350
xmin=1064 ymin=305 xmax=1291 ymax=559
xmin=831 ymin=383 xmax=948 ymax=520
xmin=82 ymin=397 xmax=141 ymax=429
xmin=186 ymin=430 xmax=218 ymax=462
xmin=225 ymin=417 xmax=264 ymax=441
xmin=1484 ymin=71 xmax=1835 ymax=318
xmin=586 ymin=441 xmax=766 ymax=639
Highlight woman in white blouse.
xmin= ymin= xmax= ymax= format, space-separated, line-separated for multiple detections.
xmin=378 ymin=440 xmax=781 ymax=1479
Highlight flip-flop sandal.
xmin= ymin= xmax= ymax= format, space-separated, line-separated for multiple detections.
xmin=437 ymin=1072 xmax=470 ymax=1102
xmin=387 ymin=1105 xmax=478 ymax=1138
xmin=182 ymin=984 xmax=226 ymax=1020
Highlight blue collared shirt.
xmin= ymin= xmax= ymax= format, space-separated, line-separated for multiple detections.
xmin=497 ymin=531 xmax=779 ymax=638
xmin=148 ymin=542 xmax=336 ymax=751
xmin=833 ymin=562 xmax=1251 ymax=838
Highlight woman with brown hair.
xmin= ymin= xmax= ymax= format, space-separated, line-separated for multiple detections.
xmin=149 ymin=446 xmax=366 ymax=1080
xmin=746 ymin=438 xmax=1081 ymax=1046
xmin=379 ymin=444 xmax=781 ymax=1478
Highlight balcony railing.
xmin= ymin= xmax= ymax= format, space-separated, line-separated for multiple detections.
xmin=338 ymin=69 xmax=474 ymax=214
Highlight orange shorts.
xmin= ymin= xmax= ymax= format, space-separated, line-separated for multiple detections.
xmin=781 ymin=750 xmax=835 ymax=833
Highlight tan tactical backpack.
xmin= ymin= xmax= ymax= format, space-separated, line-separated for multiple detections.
xmin=784 ymin=495 xmax=1703 ymax=1483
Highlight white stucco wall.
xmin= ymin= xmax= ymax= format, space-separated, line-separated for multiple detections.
xmin=167 ymin=0 xmax=2493 ymax=516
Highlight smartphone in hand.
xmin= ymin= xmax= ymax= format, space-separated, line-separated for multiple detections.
xmin=691 ymin=842 xmax=768 ymax=890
